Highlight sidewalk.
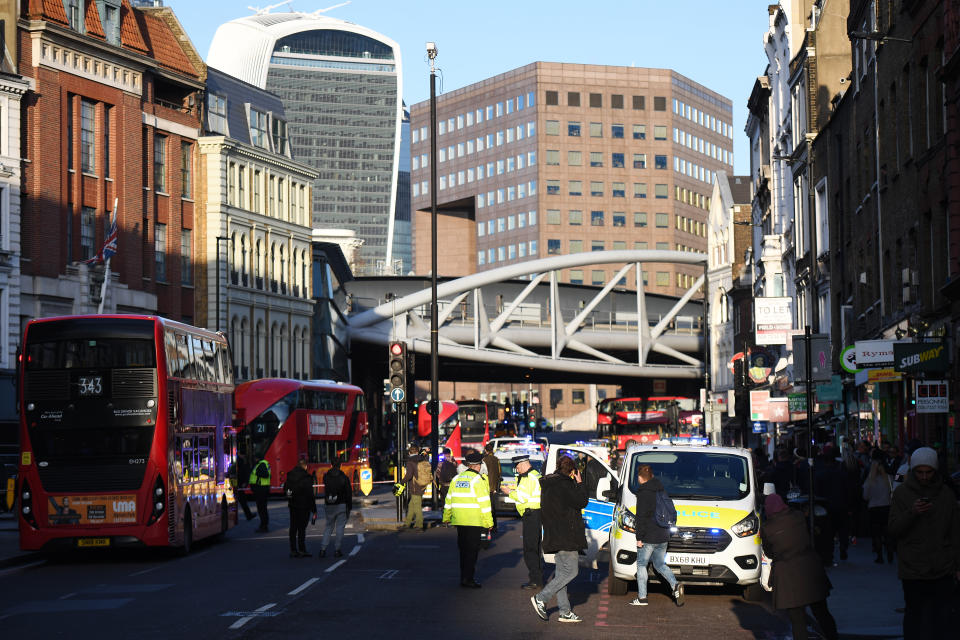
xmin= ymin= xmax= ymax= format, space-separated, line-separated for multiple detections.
xmin=823 ymin=537 xmax=904 ymax=639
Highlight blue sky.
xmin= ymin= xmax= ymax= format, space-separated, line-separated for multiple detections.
xmin=165 ymin=0 xmax=774 ymax=175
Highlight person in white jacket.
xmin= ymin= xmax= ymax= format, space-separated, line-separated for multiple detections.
xmin=861 ymin=449 xmax=893 ymax=564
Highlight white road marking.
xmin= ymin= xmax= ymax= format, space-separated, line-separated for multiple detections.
xmin=349 ymin=545 xmax=361 ymax=557
xmin=129 ymin=566 xmax=161 ymax=577
xmin=324 ymin=560 xmax=346 ymax=573
xmin=379 ymin=569 xmax=399 ymax=579
xmin=58 ymin=593 xmax=76 ymax=600
xmin=227 ymin=602 xmax=276 ymax=630
xmin=287 ymin=577 xmax=319 ymax=595
xmin=0 ymin=560 xmax=46 ymax=577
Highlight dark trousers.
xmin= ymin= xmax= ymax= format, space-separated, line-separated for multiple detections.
xmin=521 ymin=509 xmax=543 ymax=584
xmin=490 ymin=492 xmax=498 ymax=529
xmin=237 ymin=488 xmax=254 ymax=520
xmin=903 ymin=575 xmax=955 ymax=640
xmin=786 ymin=599 xmax=838 ymax=640
xmin=456 ymin=525 xmax=483 ymax=583
xmin=867 ymin=506 xmax=892 ymax=558
xmin=289 ymin=507 xmax=310 ymax=552
xmin=827 ymin=508 xmax=849 ymax=558
xmin=252 ymin=485 xmax=269 ymax=529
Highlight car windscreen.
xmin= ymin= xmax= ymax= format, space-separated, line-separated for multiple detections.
xmin=627 ymin=450 xmax=750 ymax=500
xmin=498 ymin=458 xmax=544 ymax=478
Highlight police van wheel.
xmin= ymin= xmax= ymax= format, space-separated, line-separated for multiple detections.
xmin=742 ymin=582 xmax=764 ymax=602
xmin=607 ymin=561 xmax=628 ymax=596
xmin=180 ymin=507 xmax=193 ymax=556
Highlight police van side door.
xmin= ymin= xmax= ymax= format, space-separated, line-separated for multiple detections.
xmin=544 ymin=445 xmax=617 ymax=567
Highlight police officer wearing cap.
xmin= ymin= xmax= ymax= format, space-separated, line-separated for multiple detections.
xmin=442 ymin=451 xmax=494 ymax=588
xmin=504 ymin=454 xmax=543 ymax=588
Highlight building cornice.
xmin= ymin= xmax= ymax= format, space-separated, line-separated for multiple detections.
xmin=197 ymin=135 xmax=319 ymax=180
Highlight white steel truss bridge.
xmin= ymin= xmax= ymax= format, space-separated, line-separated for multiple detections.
xmin=346 ymin=251 xmax=708 ymax=379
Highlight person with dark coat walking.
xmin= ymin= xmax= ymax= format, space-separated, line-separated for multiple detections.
xmin=761 ymin=493 xmax=838 ymax=640
xmin=814 ymin=447 xmax=851 ymax=564
xmin=630 ymin=463 xmax=683 ymax=607
xmin=319 ymin=459 xmax=353 ymax=558
xmin=482 ymin=442 xmax=502 ymax=532
xmin=283 ymin=456 xmax=316 ymax=557
xmin=530 ymin=455 xmax=588 ymax=624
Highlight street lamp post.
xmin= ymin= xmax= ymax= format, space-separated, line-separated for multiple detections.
xmin=426 ymin=42 xmax=440 ymax=497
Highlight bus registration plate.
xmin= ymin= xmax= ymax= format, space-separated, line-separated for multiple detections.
xmin=77 ymin=537 xmax=110 ymax=548
xmin=667 ymin=553 xmax=709 ymax=566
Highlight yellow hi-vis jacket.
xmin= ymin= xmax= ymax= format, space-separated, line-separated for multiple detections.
xmin=249 ymin=460 xmax=271 ymax=487
xmin=442 ymin=469 xmax=493 ymax=528
xmin=508 ymin=469 xmax=542 ymax=516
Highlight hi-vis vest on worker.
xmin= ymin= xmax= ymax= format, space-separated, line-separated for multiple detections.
xmin=249 ymin=460 xmax=271 ymax=487
xmin=442 ymin=469 xmax=494 ymax=528
xmin=508 ymin=469 xmax=542 ymax=516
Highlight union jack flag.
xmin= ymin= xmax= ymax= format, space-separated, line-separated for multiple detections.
xmin=82 ymin=218 xmax=118 ymax=264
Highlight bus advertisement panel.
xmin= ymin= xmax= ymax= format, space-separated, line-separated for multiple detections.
xmin=18 ymin=315 xmax=237 ymax=552
xmin=597 ymin=396 xmax=702 ymax=451
xmin=234 ymin=379 xmax=369 ymax=494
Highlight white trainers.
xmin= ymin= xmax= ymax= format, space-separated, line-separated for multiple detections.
xmin=558 ymin=611 xmax=583 ymax=623
xmin=628 ymin=597 xmax=649 ymax=606
xmin=531 ymin=595 xmax=547 ymax=621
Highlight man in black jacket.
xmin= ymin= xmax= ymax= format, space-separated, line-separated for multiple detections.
xmin=530 ymin=454 xmax=588 ymax=624
xmin=631 ymin=463 xmax=683 ymax=607
xmin=284 ymin=456 xmax=316 ymax=557
xmin=319 ymin=458 xmax=353 ymax=558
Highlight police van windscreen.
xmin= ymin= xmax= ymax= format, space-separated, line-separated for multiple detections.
xmin=499 ymin=458 xmax=544 ymax=478
xmin=628 ymin=451 xmax=750 ymax=501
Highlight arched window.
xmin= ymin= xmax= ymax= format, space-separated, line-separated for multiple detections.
xmin=301 ymin=249 xmax=309 ymax=297
xmin=279 ymin=324 xmax=288 ymax=376
xmin=254 ymin=240 xmax=261 ymax=278
xmin=255 ymin=320 xmax=265 ymax=377
xmin=240 ymin=316 xmax=250 ymax=379
xmin=279 ymin=246 xmax=286 ymax=288
xmin=270 ymin=322 xmax=280 ymax=376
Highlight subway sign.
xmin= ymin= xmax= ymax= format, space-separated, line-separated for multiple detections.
xmin=893 ymin=342 xmax=949 ymax=374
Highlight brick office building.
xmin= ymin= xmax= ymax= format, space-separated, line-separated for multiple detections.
xmin=19 ymin=0 xmax=203 ymax=323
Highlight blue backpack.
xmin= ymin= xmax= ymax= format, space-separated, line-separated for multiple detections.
xmin=654 ymin=489 xmax=677 ymax=528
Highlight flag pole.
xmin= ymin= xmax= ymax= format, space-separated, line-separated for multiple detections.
xmin=97 ymin=198 xmax=118 ymax=315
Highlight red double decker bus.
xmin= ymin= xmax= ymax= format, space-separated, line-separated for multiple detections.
xmin=234 ymin=379 xmax=369 ymax=493
xmin=456 ymin=400 xmax=503 ymax=451
xmin=598 ymin=396 xmax=702 ymax=450
xmin=18 ymin=315 xmax=236 ymax=552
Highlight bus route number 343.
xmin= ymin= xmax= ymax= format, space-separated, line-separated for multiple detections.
xmin=78 ymin=376 xmax=103 ymax=396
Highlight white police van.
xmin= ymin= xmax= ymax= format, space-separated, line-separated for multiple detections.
xmin=545 ymin=439 xmax=763 ymax=598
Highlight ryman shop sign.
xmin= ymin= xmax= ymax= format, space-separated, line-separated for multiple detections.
xmin=893 ymin=342 xmax=949 ymax=374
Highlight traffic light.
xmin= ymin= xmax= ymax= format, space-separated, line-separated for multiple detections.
xmin=387 ymin=342 xmax=407 ymax=394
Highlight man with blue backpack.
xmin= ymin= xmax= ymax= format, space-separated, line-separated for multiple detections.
xmin=631 ymin=463 xmax=684 ymax=607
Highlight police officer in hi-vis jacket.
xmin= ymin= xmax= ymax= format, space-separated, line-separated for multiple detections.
xmin=505 ymin=454 xmax=543 ymax=589
xmin=443 ymin=451 xmax=494 ymax=588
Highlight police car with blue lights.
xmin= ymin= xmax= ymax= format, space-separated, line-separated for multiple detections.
xmin=543 ymin=438 xmax=764 ymax=599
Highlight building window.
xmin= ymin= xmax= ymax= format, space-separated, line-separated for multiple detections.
xmin=635 ymin=241 xmax=648 ymax=250
xmin=611 ymin=94 xmax=624 ymax=109
xmin=80 ymin=207 xmax=95 ymax=260
xmin=569 ymin=269 xmax=583 ymax=284
xmin=272 ymin=118 xmax=288 ymax=155
xmin=253 ymin=170 xmax=261 ymax=212
xmin=181 ymin=228 xmax=192 ymax=285
xmin=613 ymin=213 xmax=626 ymax=227
xmin=589 ymin=93 xmax=602 ymax=108
xmin=589 ymin=122 xmax=602 ymax=138
xmin=181 ymin=143 xmax=192 ymax=198
xmin=570 ymin=239 xmax=583 ymax=253
xmin=654 ymin=96 xmax=667 ymax=111
xmin=613 ymin=240 xmax=626 ymax=250
xmin=546 ymin=209 xmax=561 ymax=225
xmin=612 ymin=153 xmax=625 ymax=168
xmin=654 ymin=125 xmax=667 ymax=140
xmin=572 ymin=389 xmax=585 ymax=404
xmin=592 ymin=270 xmax=605 ymax=285
xmin=103 ymin=106 xmax=111 ymax=178
xmin=633 ymin=95 xmax=645 ymax=110
xmin=208 ymin=94 xmax=227 ymax=134
xmin=567 ymin=92 xmax=580 ymax=107
xmin=546 ymin=120 xmax=560 ymax=135
xmin=633 ymin=124 xmax=646 ymax=140
xmin=591 ymin=210 xmax=604 ymax=226
xmin=633 ymin=154 xmax=646 ymax=169
xmin=568 ymin=121 xmax=581 ymax=136
xmin=656 ymin=212 xmax=669 ymax=227
xmin=591 ymin=240 xmax=604 ymax=252
xmin=547 ymin=180 xmax=560 ymax=195
xmin=155 ymin=223 xmax=167 ymax=282
xmin=655 ymin=272 xmax=669 ymax=286
xmin=655 ymin=184 xmax=668 ymax=199
xmin=568 ymin=180 xmax=582 ymax=196
xmin=590 ymin=181 xmax=603 ymax=197
xmin=634 ymin=183 xmax=647 ymax=198
xmin=545 ymin=90 xmax=558 ymax=105
xmin=634 ymin=212 xmax=647 ymax=227
xmin=153 ymin=134 xmax=166 ymax=192
xmin=656 ymin=241 xmax=669 ymax=250
xmin=64 ymin=0 xmax=82 ymax=31
xmin=568 ymin=150 xmax=582 ymax=166
xmin=228 ymin=163 xmax=236 ymax=206
xmin=547 ymin=239 xmax=561 ymax=255
xmin=546 ymin=149 xmax=560 ymax=166
xmin=249 ymin=109 xmax=268 ymax=148
xmin=611 ymin=124 xmax=624 ymax=139
xmin=590 ymin=152 xmax=603 ymax=168
xmin=569 ymin=210 xmax=583 ymax=225
xmin=237 ymin=165 xmax=246 ymax=208
xmin=80 ymin=100 xmax=95 ymax=173
xmin=655 ymin=154 xmax=668 ymax=170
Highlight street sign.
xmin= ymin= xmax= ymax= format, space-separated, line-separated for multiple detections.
xmin=840 ymin=345 xmax=861 ymax=374
xmin=855 ymin=340 xmax=896 ymax=368
xmin=893 ymin=342 xmax=949 ymax=373
xmin=359 ymin=467 xmax=373 ymax=496
xmin=390 ymin=387 xmax=406 ymax=403
xmin=916 ymin=380 xmax=949 ymax=414
xmin=755 ymin=297 xmax=793 ymax=345
xmin=793 ymin=333 xmax=832 ymax=382
xmin=752 ymin=421 xmax=769 ymax=434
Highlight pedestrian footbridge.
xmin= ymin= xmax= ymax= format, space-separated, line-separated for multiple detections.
xmin=343 ymin=251 xmax=707 ymax=380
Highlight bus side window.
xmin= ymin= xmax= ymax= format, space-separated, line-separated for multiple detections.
xmin=190 ymin=335 xmax=206 ymax=381
xmin=176 ymin=333 xmax=190 ymax=378
xmin=202 ymin=340 xmax=217 ymax=382
xmin=164 ymin=330 xmax=178 ymax=377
